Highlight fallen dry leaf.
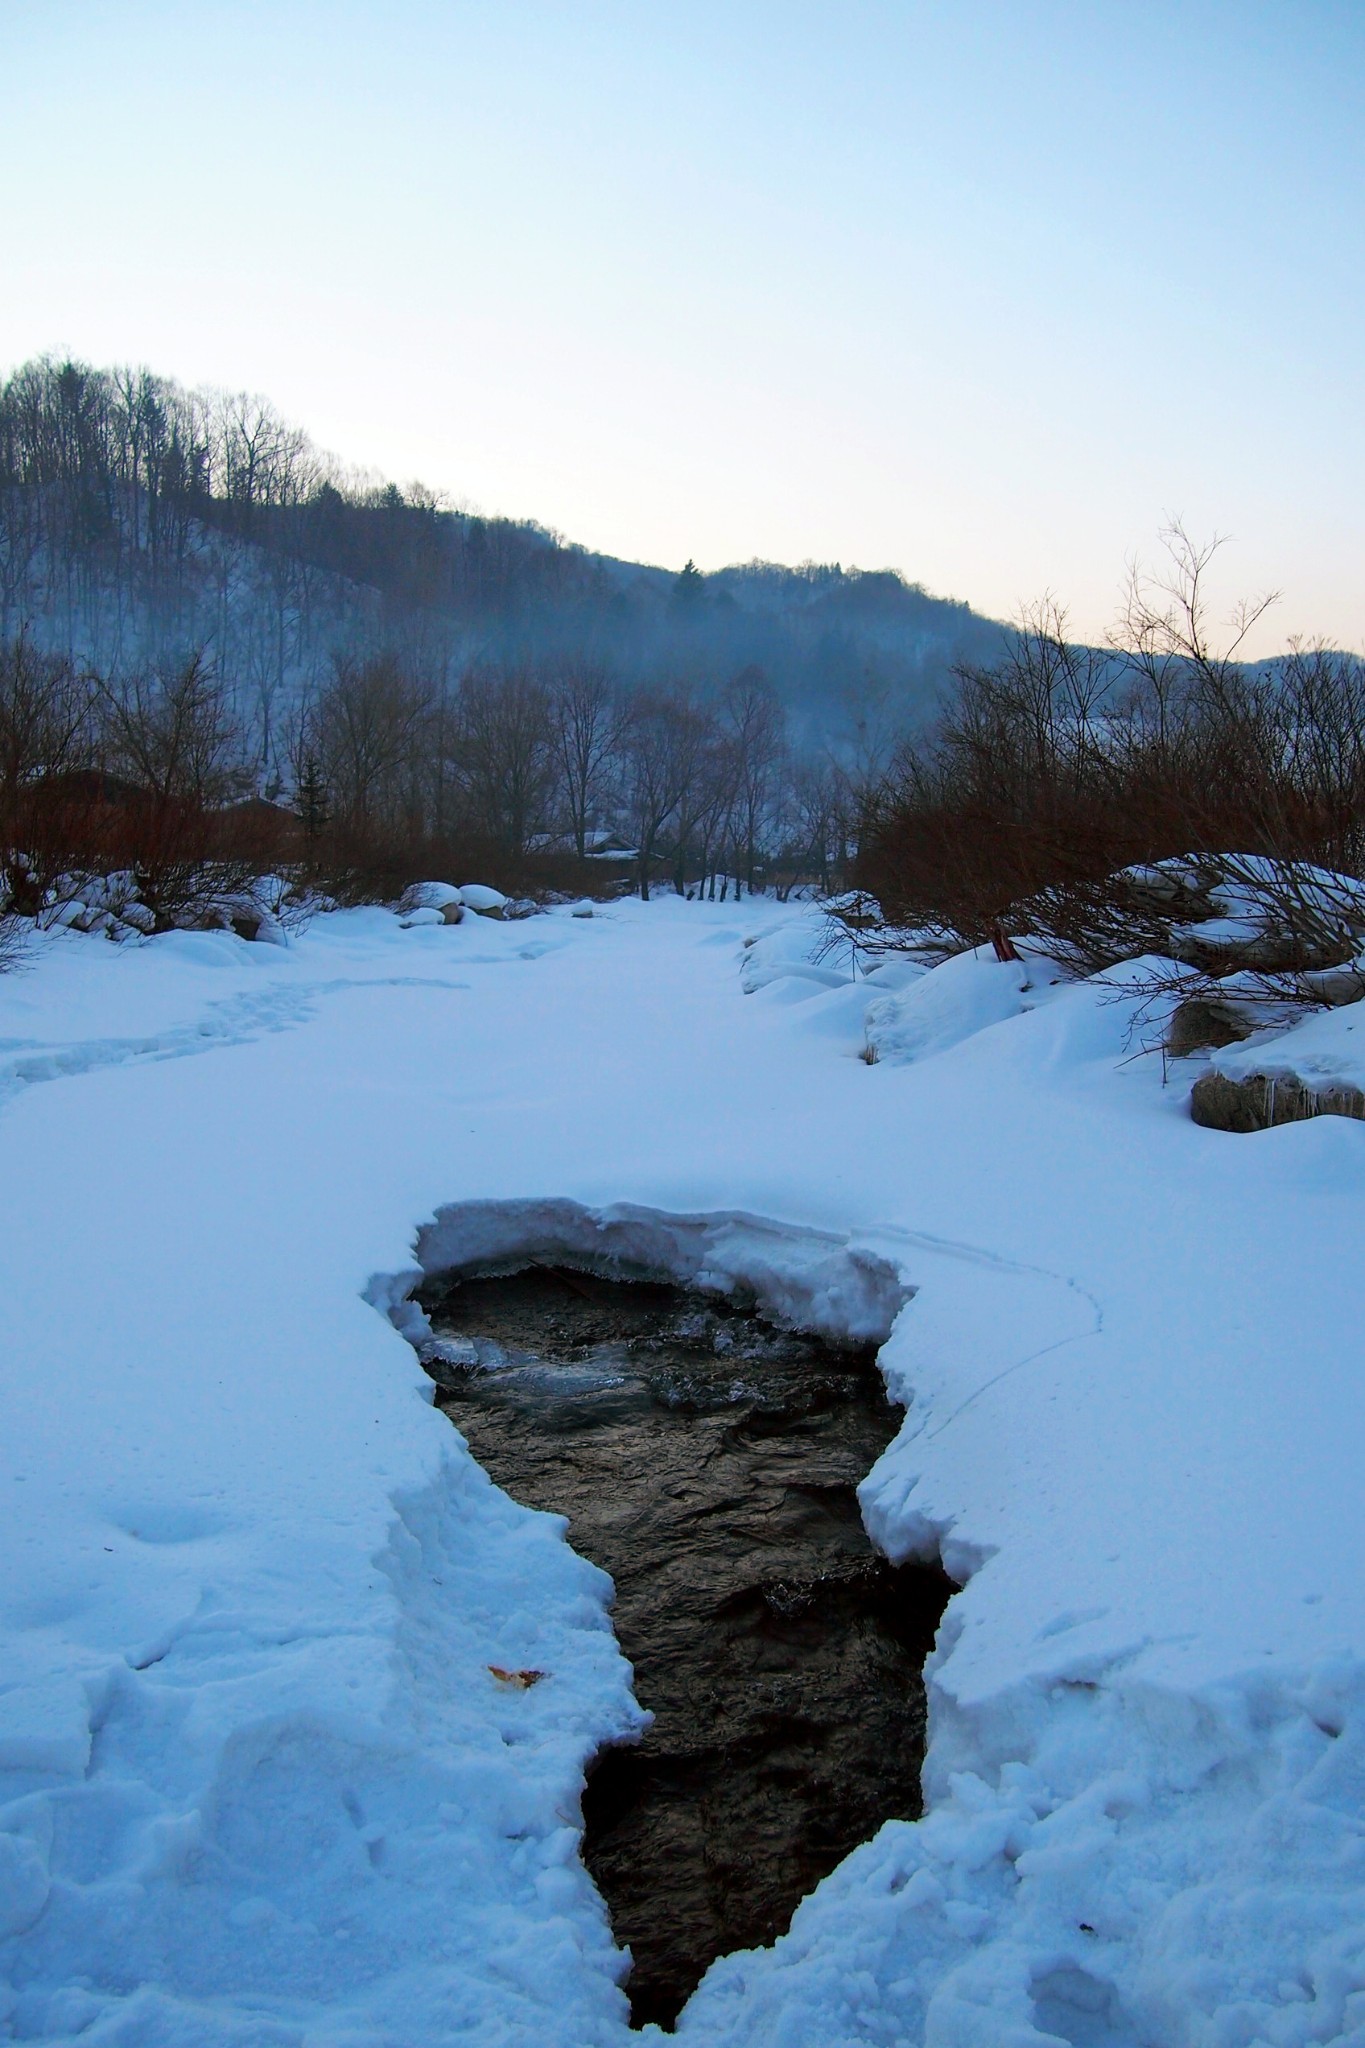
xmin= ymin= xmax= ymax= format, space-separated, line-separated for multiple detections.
xmin=488 ymin=1665 xmax=545 ymax=1688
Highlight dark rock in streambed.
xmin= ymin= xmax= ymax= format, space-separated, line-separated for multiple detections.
xmin=415 ymin=1263 xmax=952 ymax=2031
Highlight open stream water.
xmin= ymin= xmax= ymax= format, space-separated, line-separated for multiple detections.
xmin=416 ymin=1264 xmax=952 ymax=2030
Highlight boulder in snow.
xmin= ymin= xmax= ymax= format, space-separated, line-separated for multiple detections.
xmin=1190 ymin=1069 xmax=1365 ymax=1132
xmin=1165 ymin=996 xmax=1260 ymax=1056
xmin=399 ymin=882 xmax=465 ymax=920
xmin=223 ymin=898 xmax=288 ymax=945
xmin=459 ymin=884 xmax=509 ymax=917
xmin=398 ymin=880 xmax=464 ymax=927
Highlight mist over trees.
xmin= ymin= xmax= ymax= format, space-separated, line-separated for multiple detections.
xmin=11 ymin=355 xmax=1360 ymax=980
xmin=0 ymin=619 xmax=863 ymax=932
xmin=0 ymin=354 xmax=1002 ymax=795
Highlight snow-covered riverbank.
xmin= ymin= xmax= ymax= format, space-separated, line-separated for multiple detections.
xmin=2 ymin=899 xmax=1363 ymax=2046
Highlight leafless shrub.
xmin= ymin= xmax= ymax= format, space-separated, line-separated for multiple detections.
xmin=91 ymin=651 xmax=261 ymax=926
xmin=0 ymin=633 xmax=99 ymax=930
xmin=854 ymin=529 xmax=1365 ymax=1004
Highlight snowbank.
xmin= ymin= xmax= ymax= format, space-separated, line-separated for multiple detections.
xmin=863 ymin=946 xmax=1058 ymax=1065
xmin=739 ymin=917 xmax=853 ymax=994
xmin=2 ymin=898 xmax=1365 ymax=2045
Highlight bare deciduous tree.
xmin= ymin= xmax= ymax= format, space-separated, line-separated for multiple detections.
xmin=723 ymin=667 xmax=786 ymax=894
xmin=622 ymin=690 xmax=688 ymax=901
xmin=101 ymin=651 xmax=248 ymax=811
xmin=310 ymin=651 xmax=435 ymax=841
xmin=549 ymin=659 xmax=624 ymax=860
xmin=95 ymin=652 xmax=257 ymax=925
xmin=0 ymin=632 xmax=97 ymax=913
xmin=452 ymin=663 xmax=555 ymax=856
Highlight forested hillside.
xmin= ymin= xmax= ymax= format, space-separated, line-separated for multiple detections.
xmin=0 ymin=356 xmax=1003 ymax=782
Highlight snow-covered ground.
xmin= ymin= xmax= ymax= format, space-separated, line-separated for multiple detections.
xmin=2 ymin=898 xmax=1363 ymax=2046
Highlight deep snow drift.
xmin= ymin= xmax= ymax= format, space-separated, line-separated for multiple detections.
xmin=1 ymin=898 xmax=1364 ymax=2046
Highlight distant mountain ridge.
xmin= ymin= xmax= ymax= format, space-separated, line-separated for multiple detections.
xmin=0 ymin=356 xmax=1008 ymax=770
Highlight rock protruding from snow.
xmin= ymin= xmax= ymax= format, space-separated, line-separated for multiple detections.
xmin=1191 ymin=1068 xmax=1365 ymax=1131
xmin=1150 ymin=854 xmax=1365 ymax=976
xmin=1165 ymin=995 xmax=1260 ymax=1056
xmin=37 ymin=872 xmax=294 ymax=945
xmin=398 ymin=882 xmax=465 ymax=924
xmin=1195 ymin=988 xmax=1365 ymax=1125
xmin=458 ymin=884 xmax=509 ymax=916
xmin=222 ymin=896 xmax=288 ymax=945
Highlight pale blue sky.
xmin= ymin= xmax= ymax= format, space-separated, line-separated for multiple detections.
xmin=4 ymin=1 xmax=1363 ymax=647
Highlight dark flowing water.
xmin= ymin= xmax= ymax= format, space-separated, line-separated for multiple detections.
xmin=416 ymin=1264 xmax=952 ymax=2030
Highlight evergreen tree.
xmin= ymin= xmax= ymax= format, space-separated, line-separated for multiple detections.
xmin=295 ymin=755 xmax=329 ymax=840
xmin=671 ymin=559 xmax=705 ymax=610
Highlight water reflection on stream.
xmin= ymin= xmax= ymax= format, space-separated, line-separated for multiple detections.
xmin=417 ymin=1264 xmax=952 ymax=2030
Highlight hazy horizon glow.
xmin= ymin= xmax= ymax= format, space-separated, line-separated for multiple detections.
xmin=5 ymin=0 xmax=1364 ymax=652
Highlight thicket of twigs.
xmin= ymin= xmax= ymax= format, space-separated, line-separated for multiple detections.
xmin=14 ymin=521 xmax=1359 ymax=1006
xmin=0 ymin=639 xmax=275 ymax=939
xmin=853 ymin=529 xmax=1365 ymax=1001
xmin=0 ymin=627 xmax=849 ymax=950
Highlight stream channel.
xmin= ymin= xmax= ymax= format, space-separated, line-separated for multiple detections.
xmin=416 ymin=1263 xmax=953 ymax=2030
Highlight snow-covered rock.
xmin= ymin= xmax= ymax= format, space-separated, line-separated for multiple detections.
xmin=217 ymin=895 xmax=288 ymax=945
xmin=1126 ymin=854 xmax=1365 ymax=975
xmin=1212 ymin=981 xmax=1365 ymax=1093
xmin=1165 ymin=992 xmax=1260 ymax=1053
xmin=399 ymin=880 xmax=465 ymax=916
xmin=459 ymin=883 xmax=509 ymax=915
xmin=1189 ymin=985 xmax=1365 ymax=1128
xmin=1191 ymin=1066 xmax=1365 ymax=1129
